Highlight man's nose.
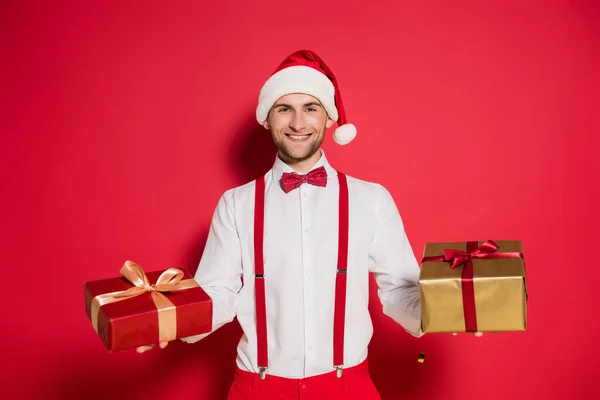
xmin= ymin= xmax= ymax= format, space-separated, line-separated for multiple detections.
xmin=289 ymin=112 xmax=307 ymax=132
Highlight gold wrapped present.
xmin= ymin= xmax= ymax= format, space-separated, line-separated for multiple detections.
xmin=419 ymin=240 xmax=527 ymax=333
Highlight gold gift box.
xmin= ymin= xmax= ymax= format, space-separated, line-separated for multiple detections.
xmin=419 ymin=240 xmax=528 ymax=333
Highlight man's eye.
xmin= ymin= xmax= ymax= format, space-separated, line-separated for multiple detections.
xmin=306 ymin=107 xmax=316 ymax=112
xmin=278 ymin=108 xmax=289 ymax=112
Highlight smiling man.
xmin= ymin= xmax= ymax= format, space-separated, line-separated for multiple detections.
xmin=265 ymin=94 xmax=333 ymax=172
xmin=138 ymin=50 xmax=424 ymax=399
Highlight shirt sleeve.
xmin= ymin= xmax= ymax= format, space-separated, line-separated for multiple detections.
xmin=180 ymin=189 xmax=243 ymax=343
xmin=368 ymin=184 xmax=424 ymax=338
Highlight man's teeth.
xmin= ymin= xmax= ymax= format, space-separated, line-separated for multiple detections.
xmin=289 ymin=134 xmax=309 ymax=140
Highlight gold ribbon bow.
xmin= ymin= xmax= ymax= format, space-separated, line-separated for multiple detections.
xmin=90 ymin=261 xmax=199 ymax=342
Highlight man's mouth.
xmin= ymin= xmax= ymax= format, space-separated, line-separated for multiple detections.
xmin=285 ymin=133 xmax=312 ymax=142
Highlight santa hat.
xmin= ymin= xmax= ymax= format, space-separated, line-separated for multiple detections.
xmin=256 ymin=50 xmax=357 ymax=145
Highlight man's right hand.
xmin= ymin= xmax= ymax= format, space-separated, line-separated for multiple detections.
xmin=136 ymin=341 xmax=169 ymax=353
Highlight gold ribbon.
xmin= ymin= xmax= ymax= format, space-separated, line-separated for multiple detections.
xmin=90 ymin=261 xmax=199 ymax=342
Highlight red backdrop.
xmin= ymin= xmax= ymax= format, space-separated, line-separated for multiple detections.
xmin=2 ymin=1 xmax=599 ymax=399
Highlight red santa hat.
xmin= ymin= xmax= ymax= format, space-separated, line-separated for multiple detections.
xmin=256 ymin=50 xmax=357 ymax=145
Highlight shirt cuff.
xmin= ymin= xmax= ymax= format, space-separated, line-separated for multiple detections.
xmin=382 ymin=288 xmax=425 ymax=338
xmin=180 ymin=331 xmax=212 ymax=343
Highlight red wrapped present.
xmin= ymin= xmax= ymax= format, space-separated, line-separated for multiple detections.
xmin=84 ymin=261 xmax=212 ymax=352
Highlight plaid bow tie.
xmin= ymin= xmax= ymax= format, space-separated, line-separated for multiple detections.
xmin=281 ymin=166 xmax=328 ymax=193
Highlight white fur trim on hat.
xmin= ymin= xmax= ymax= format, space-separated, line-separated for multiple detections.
xmin=256 ymin=65 xmax=338 ymax=123
xmin=333 ymin=123 xmax=357 ymax=145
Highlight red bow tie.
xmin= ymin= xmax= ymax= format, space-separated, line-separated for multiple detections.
xmin=281 ymin=166 xmax=328 ymax=193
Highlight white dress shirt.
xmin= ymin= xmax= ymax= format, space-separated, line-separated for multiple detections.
xmin=181 ymin=150 xmax=423 ymax=378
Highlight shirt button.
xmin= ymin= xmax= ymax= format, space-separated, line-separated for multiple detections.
xmin=308 ymin=344 xmax=312 ymax=350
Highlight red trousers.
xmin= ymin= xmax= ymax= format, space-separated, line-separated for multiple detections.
xmin=226 ymin=360 xmax=381 ymax=400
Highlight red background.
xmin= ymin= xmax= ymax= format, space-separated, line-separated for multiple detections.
xmin=2 ymin=1 xmax=599 ymax=399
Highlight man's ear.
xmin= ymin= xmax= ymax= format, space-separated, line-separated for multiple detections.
xmin=262 ymin=119 xmax=270 ymax=130
xmin=325 ymin=117 xmax=335 ymax=128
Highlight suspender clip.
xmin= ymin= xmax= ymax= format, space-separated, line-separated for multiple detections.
xmin=259 ymin=367 xmax=267 ymax=380
xmin=335 ymin=365 xmax=343 ymax=378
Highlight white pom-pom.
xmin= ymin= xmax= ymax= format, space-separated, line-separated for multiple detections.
xmin=333 ymin=124 xmax=357 ymax=145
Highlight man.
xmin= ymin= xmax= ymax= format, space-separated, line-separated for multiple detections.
xmin=138 ymin=50 xmax=424 ymax=399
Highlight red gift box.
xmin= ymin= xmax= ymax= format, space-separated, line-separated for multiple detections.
xmin=84 ymin=261 xmax=212 ymax=352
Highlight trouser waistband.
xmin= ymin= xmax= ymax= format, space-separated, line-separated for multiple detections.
xmin=232 ymin=359 xmax=370 ymax=395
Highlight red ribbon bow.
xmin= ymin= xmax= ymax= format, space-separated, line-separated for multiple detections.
xmin=281 ymin=166 xmax=328 ymax=193
xmin=444 ymin=240 xmax=501 ymax=268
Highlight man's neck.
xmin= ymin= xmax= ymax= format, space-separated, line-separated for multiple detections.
xmin=279 ymin=149 xmax=323 ymax=173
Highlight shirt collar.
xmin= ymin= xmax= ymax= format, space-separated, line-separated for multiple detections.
xmin=272 ymin=149 xmax=337 ymax=186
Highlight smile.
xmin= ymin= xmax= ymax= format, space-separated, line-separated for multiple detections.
xmin=285 ymin=133 xmax=312 ymax=141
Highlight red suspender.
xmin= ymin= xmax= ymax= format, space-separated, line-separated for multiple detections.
xmin=333 ymin=172 xmax=348 ymax=377
xmin=253 ymin=172 xmax=349 ymax=379
xmin=254 ymin=175 xmax=268 ymax=378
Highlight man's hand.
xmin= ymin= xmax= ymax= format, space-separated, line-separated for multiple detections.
xmin=452 ymin=332 xmax=484 ymax=337
xmin=136 ymin=341 xmax=169 ymax=353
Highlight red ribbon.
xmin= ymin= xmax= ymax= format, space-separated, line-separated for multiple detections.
xmin=422 ymin=240 xmax=524 ymax=332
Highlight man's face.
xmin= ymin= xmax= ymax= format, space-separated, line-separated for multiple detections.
xmin=263 ymin=93 xmax=334 ymax=163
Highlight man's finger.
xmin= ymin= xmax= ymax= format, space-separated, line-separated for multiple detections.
xmin=451 ymin=332 xmax=484 ymax=336
xmin=159 ymin=341 xmax=169 ymax=349
xmin=136 ymin=344 xmax=154 ymax=353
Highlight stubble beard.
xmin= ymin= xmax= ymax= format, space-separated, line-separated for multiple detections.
xmin=272 ymin=126 xmax=326 ymax=164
